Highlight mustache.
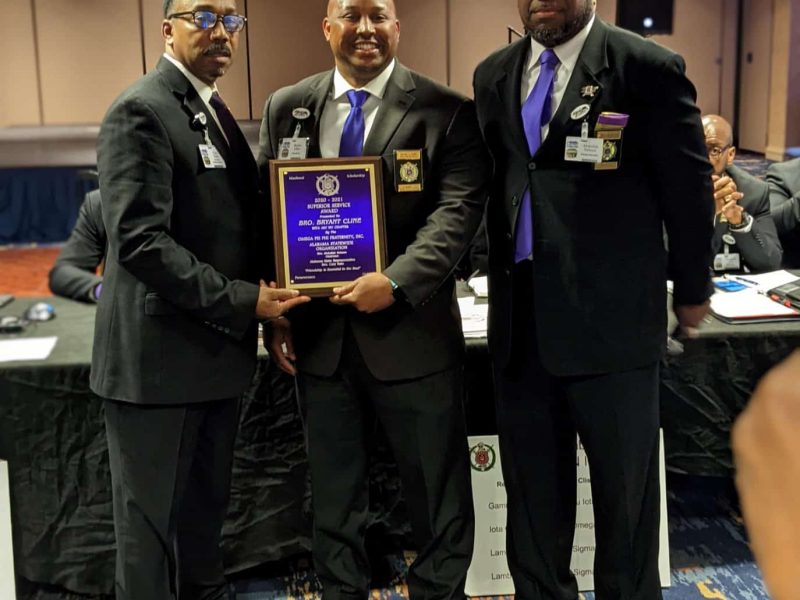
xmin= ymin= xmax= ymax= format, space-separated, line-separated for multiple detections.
xmin=204 ymin=44 xmax=231 ymax=57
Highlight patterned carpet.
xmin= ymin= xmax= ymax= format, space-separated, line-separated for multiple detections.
xmin=228 ymin=476 xmax=768 ymax=600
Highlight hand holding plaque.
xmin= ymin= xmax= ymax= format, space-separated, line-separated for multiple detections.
xmin=270 ymin=158 xmax=388 ymax=297
xmin=330 ymin=272 xmax=395 ymax=313
xmin=255 ymin=280 xmax=311 ymax=319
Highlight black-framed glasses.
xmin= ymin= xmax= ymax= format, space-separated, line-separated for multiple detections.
xmin=707 ymin=145 xmax=730 ymax=159
xmin=168 ymin=10 xmax=247 ymax=33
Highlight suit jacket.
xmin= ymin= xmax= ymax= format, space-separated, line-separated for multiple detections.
xmin=765 ymin=157 xmax=800 ymax=267
xmin=92 ymin=58 xmax=264 ymax=404
xmin=49 ymin=189 xmax=105 ymax=302
xmin=258 ymin=63 xmax=490 ymax=381
xmin=712 ymin=164 xmax=782 ymax=272
xmin=473 ymin=18 xmax=713 ymax=376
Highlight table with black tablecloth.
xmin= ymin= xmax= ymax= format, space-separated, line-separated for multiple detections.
xmin=0 ymin=295 xmax=798 ymax=597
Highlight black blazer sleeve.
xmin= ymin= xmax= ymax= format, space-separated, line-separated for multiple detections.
xmin=643 ymin=54 xmax=714 ymax=305
xmin=48 ymin=190 xmax=105 ymax=302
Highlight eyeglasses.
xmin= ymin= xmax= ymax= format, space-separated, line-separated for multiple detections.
xmin=707 ymin=145 xmax=730 ymax=159
xmin=168 ymin=10 xmax=247 ymax=33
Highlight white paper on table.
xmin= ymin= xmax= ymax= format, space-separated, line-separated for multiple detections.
xmin=458 ymin=296 xmax=488 ymax=338
xmin=710 ymin=290 xmax=799 ymax=319
xmin=467 ymin=275 xmax=489 ymax=298
xmin=0 ymin=337 xmax=58 ymax=363
xmin=726 ymin=270 xmax=798 ymax=292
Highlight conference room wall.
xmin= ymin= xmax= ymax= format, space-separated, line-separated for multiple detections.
xmin=34 ymin=0 xmax=144 ymax=125
xmin=0 ymin=1 xmax=40 ymax=128
xmin=0 ymin=0 xmax=785 ymax=144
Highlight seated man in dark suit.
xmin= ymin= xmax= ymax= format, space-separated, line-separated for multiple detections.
xmin=48 ymin=189 xmax=106 ymax=302
xmin=765 ymin=157 xmax=800 ymax=267
xmin=703 ymin=115 xmax=782 ymax=273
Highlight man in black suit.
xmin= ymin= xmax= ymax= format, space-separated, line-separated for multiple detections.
xmin=765 ymin=157 xmax=800 ymax=267
xmin=49 ymin=189 xmax=106 ymax=302
xmin=702 ymin=115 xmax=782 ymax=273
xmin=257 ymin=1 xmax=489 ymax=598
xmin=94 ymin=1 xmax=308 ymax=598
xmin=473 ymin=1 xmax=713 ymax=598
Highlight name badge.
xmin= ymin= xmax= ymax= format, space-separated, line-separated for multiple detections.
xmin=278 ymin=137 xmax=310 ymax=160
xmin=713 ymin=251 xmax=741 ymax=271
xmin=564 ymin=136 xmax=604 ymax=163
xmin=199 ymin=144 xmax=226 ymax=169
xmin=394 ymin=149 xmax=424 ymax=192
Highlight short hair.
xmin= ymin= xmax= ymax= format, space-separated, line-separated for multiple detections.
xmin=163 ymin=0 xmax=174 ymax=17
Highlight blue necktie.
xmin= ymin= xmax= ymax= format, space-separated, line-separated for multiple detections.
xmin=515 ymin=48 xmax=560 ymax=263
xmin=339 ymin=90 xmax=370 ymax=157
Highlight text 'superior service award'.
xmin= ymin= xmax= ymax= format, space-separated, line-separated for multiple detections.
xmin=270 ymin=158 xmax=388 ymax=297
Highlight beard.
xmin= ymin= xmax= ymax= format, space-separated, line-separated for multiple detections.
xmin=529 ymin=1 xmax=594 ymax=47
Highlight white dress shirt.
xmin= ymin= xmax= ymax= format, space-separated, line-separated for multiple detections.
xmin=163 ymin=53 xmax=229 ymax=145
xmin=319 ymin=59 xmax=397 ymax=159
xmin=520 ymin=16 xmax=595 ymax=143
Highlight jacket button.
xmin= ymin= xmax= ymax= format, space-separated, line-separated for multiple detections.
xmin=224 ymin=327 xmax=230 ymax=334
xmin=528 ymin=161 xmax=536 ymax=170
xmin=511 ymin=195 xmax=519 ymax=206
xmin=504 ymin=268 xmax=511 ymax=276
xmin=506 ymin=232 xmax=512 ymax=241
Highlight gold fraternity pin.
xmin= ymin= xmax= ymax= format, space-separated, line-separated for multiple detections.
xmin=394 ymin=150 xmax=423 ymax=192
xmin=580 ymin=85 xmax=600 ymax=99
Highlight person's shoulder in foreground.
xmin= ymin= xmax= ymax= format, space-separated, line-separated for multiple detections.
xmin=733 ymin=351 xmax=800 ymax=600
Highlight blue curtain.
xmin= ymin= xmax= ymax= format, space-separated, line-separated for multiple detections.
xmin=0 ymin=167 xmax=98 ymax=244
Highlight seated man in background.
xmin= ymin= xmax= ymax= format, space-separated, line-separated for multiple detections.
xmin=733 ymin=350 xmax=800 ymax=600
xmin=48 ymin=189 xmax=106 ymax=302
xmin=765 ymin=157 xmax=800 ymax=267
xmin=703 ymin=115 xmax=782 ymax=273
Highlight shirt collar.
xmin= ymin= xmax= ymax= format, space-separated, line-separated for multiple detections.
xmin=331 ymin=59 xmax=396 ymax=101
xmin=526 ymin=14 xmax=595 ymax=74
xmin=163 ymin=53 xmax=218 ymax=103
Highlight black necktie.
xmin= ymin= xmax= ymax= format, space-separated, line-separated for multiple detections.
xmin=209 ymin=91 xmax=245 ymax=157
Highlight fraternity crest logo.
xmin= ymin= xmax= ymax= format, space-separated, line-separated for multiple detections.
xmin=399 ymin=161 xmax=419 ymax=184
xmin=469 ymin=442 xmax=496 ymax=472
xmin=316 ymin=173 xmax=340 ymax=197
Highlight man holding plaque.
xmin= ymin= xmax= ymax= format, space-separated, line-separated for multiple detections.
xmin=473 ymin=1 xmax=713 ymax=598
xmin=257 ymin=1 xmax=490 ymax=598
xmin=93 ymin=0 xmax=308 ymax=598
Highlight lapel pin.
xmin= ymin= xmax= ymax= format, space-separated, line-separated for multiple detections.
xmin=292 ymin=107 xmax=311 ymax=120
xmin=192 ymin=112 xmax=208 ymax=129
xmin=570 ymin=104 xmax=591 ymax=120
xmin=580 ymin=85 xmax=600 ymax=99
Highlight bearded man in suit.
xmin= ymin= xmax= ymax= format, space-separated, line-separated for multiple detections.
xmin=94 ymin=1 xmax=308 ymax=597
xmin=473 ymin=1 xmax=713 ymax=598
xmin=258 ymin=1 xmax=490 ymax=598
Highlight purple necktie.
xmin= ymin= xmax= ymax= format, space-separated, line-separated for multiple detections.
xmin=515 ymin=48 xmax=560 ymax=263
xmin=209 ymin=91 xmax=246 ymax=156
xmin=339 ymin=90 xmax=370 ymax=157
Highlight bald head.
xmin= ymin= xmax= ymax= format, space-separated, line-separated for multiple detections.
xmin=702 ymin=115 xmax=733 ymax=148
xmin=702 ymin=114 xmax=736 ymax=175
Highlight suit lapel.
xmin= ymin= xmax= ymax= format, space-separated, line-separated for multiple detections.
xmin=362 ymin=63 xmax=415 ymax=157
xmin=494 ymin=37 xmax=531 ymax=159
xmin=541 ymin=18 xmax=609 ymax=153
xmin=157 ymin=58 xmax=257 ymax=190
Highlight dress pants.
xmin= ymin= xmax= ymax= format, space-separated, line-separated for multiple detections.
xmin=296 ymin=326 xmax=474 ymax=600
xmin=493 ymin=266 xmax=662 ymax=600
xmin=104 ymin=397 xmax=240 ymax=600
